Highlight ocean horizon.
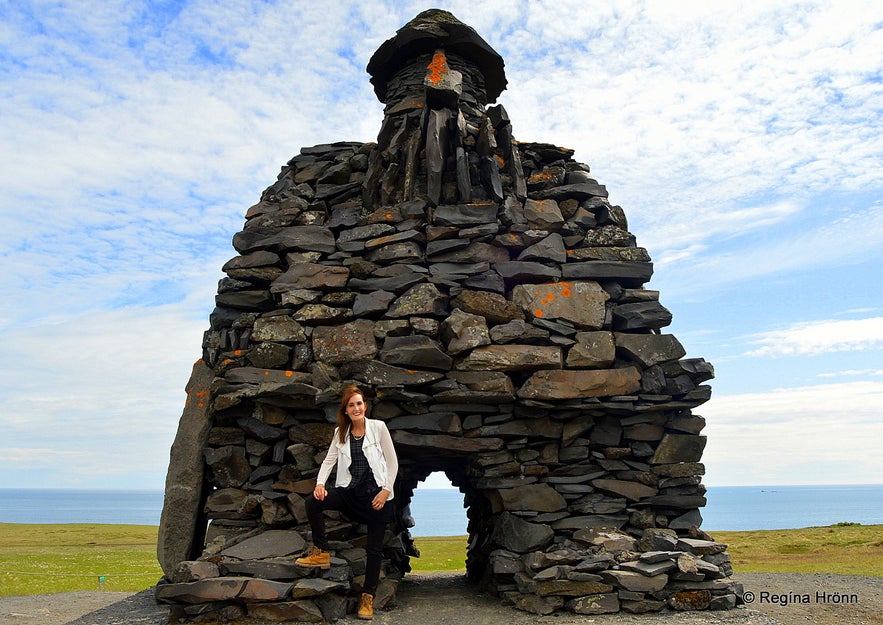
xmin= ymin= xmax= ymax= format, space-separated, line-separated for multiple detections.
xmin=1 ymin=484 xmax=881 ymax=535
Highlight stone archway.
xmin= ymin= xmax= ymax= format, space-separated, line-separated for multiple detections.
xmin=155 ymin=10 xmax=739 ymax=622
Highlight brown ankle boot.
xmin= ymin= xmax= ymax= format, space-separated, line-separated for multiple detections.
xmin=357 ymin=592 xmax=374 ymax=619
xmin=295 ymin=545 xmax=330 ymax=569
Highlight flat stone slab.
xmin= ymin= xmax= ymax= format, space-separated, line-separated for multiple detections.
xmin=219 ymin=530 xmax=306 ymax=560
xmin=512 ymin=281 xmax=608 ymax=329
xmin=518 ymin=367 xmax=641 ymax=400
xmin=602 ymin=570 xmax=669 ymax=593
xmin=156 ymin=577 xmax=294 ymax=603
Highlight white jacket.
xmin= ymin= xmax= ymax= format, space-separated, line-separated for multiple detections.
xmin=316 ymin=418 xmax=398 ymax=500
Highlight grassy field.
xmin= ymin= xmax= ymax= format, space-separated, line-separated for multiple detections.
xmin=0 ymin=523 xmax=162 ymax=596
xmin=713 ymin=523 xmax=883 ymax=576
xmin=1 ymin=523 xmax=880 ymax=597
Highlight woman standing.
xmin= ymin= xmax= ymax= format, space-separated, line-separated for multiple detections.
xmin=295 ymin=385 xmax=398 ymax=620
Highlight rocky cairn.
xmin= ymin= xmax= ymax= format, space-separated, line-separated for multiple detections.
xmin=156 ymin=9 xmax=740 ymax=622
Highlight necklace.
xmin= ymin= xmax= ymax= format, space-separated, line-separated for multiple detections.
xmin=352 ymin=431 xmax=365 ymax=440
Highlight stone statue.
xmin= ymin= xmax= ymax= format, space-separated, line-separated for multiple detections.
xmin=156 ymin=9 xmax=737 ymax=621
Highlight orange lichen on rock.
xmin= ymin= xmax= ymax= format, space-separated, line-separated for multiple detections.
xmin=186 ymin=388 xmax=209 ymax=409
xmin=425 ymin=50 xmax=449 ymax=85
xmin=193 ymin=389 xmax=208 ymax=409
xmin=527 ymin=171 xmax=555 ymax=185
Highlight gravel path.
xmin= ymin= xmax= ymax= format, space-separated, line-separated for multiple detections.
xmin=0 ymin=572 xmax=879 ymax=625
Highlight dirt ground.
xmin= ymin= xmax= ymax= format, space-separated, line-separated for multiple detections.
xmin=0 ymin=572 xmax=879 ymax=625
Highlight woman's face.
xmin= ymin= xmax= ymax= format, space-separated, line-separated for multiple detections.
xmin=346 ymin=393 xmax=367 ymax=424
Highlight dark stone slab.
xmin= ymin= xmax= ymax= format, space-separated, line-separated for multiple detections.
xmin=157 ymin=361 xmax=215 ymax=576
xmin=518 ymin=232 xmax=566 ymax=263
xmin=567 ymin=593 xmax=620 ymax=614
xmin=479 ymin=156 xmax=504 ymax=201
xmin=511 ymin=281 xmax=608 ymax=330
xmin=427 ymin=238 xmax=471 ymax=256
xmin=452 ymin=289 xmax=524 ymax=324
xmin=315 ymin=181 xmax=361 ymax=202
xmin=215 ymin=290 xmax=275 ymax=311
xmin=339 ymin=360 xmax=445 ymax=386
xmin=433 ymin=203 xmax=499 ymax=226
xmin=219 ymin=530 xmax=306 ymax=560
xmin=233 ymin=226 xmax=336 ymax=255
xmin=494 ymin=261 xmax=561 ymax=283
xmin=523 ymin=198 xmax=564 ymax=231
xmin=651 ymin=434 xmax=708 ymax=464
xmin=613 ymin=301 xmax=673 ymax=330
xmin=204 ymin=446 xmax=250 ymax=488
xmin=535 ymin=579 xmax=613 ymax=597
xmin=347 ymin=267 xmax=425 ymax=293
xmin=251 ymin=316 xmax=307 ymax=343
xmin=387 ymin=283 xmax=448 ymax=317
xmin=272 ymin=263 xmax=349 ymax=292
xmin=380 ymin=334 xmax=453 ymax=370
xmin=440 ymin=308 xmax=491 ymax=354
xmin=463 ymin=269 xmax=506 ymax=293
xmin=518 ymin=367 xmax=641 ymax=400
xmin=591 ymin=478 xmax=658 ymax=502
xmin=223 ymin=251 xmax=280 ymax=272
xmin=312 ymin=319 xmax=377 ymax=364
xmin=489 ymin=319 xmax=549 ymax=344
xmin=533 ymin=182 xmax=608 ymax=201
xmin=387 ymin=411 xmax=462 ymax=433
xmin=353 ymin=290 xmax=397 ymax=316
xmin=615 ymin=333 xmax=686 ymax=367
xmin=456 ymin=345 xmax=562 ymax=371
xmin=562 ymin=261 xmax=653 ymax=285
xmin=497 ymin=484 xmax=566 ymax=512
xmin=248 ymin=601 xmax=323 ymax=623
xmin=392 ymin=430 xmax=505 ymax=454
xmin=492 ymin=512 xmax=554 ymax=552
xmin=156 ymin=577 xmax=294 ymax=604
xmin=566 ymin=331 xmax=615 ymax=368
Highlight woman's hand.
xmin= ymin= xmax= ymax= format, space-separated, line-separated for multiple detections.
xmin=372 ymin=489 xmax=390 ymax=510
xmin=313 ymin=483 xmax=327 ymax=501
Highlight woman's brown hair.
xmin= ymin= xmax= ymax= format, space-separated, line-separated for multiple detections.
xmin=337 ymin=385 xmax=367 ymax=444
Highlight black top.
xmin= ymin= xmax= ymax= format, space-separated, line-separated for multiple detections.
xmin=348 ymin=435 xmax=376 ymax=490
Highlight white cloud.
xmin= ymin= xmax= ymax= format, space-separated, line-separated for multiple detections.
xmin=651 ymin=203 xmax=883 ymax=297
xmin=0 ymin=448 xmax=88 ymax=465
xmin=0 ymin=301 xmax=208 ymax=488
xmin=744 ymin=317 xmax=883 ymax=357
xmin=702 ymin=380 xmax=883 ymax=486
xmin=818 ymin=369 xmax=883 ymax=379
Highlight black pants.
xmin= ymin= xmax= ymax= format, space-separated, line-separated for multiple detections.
xmin=304 ymin=486 xmax=392 ymax=595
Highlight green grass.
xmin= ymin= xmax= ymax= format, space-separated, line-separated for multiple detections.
xmin=0 ymin=523 xmax=162 ymax=597
xmin=411 ymin=536 xmax=468 ymax=571
xmin=712 ymin=523 xmax=883 ymax=576
xmin=1 ymin=523 xmax=879 ymax=597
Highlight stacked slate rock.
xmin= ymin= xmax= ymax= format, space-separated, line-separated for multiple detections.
xmin=156 ymin=9 xmax=740 ymax=622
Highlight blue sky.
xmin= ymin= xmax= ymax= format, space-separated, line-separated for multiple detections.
xmin=1 ymin=0 xmax=881 ymax=490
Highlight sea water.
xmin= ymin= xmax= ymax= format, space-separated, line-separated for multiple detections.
xmin=1 ymin=485 xmax=881 ymax=535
